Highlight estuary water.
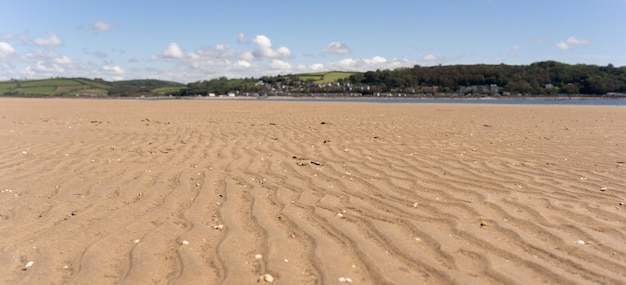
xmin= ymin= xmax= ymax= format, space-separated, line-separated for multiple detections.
xmin=140 ymin=96 xmax=626 ymax=106
xmin=257 ymin=97 xmax=626 ymax=106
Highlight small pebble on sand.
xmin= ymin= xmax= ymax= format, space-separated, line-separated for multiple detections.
xmin=22 ymin=261 xmax=34 ymax=271
xmin=263 ymin=273 xmax=274 ymax=282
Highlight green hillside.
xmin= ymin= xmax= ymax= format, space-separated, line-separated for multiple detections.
xmin=108 ymin=79 xmax=185 ymax=96
xmin=295 ymin=71 xmax=356 ymax=83
xmin=0 ymin=78 xmax=185 ymax=97
xmin=0 ymin=78 xmax=109 ymax=96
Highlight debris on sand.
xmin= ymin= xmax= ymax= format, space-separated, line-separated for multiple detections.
xmin=339 ymin=277 xmax=353 ymax=283
xmin=22 ymin=261 xmax=34 ymax=271
xmin=258 ymin=273 xmax=274 ymax=283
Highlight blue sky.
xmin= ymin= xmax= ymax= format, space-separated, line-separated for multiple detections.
xmin=1 ymin=0 xmax=625 ymax=83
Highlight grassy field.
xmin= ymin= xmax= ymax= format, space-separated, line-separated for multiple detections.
xmin=296 ymin=71 xmax=356 ymax=83
xmin=0 ymin=78 xmax=110 ymax=96
xmin=0 ymin=82 xmax=15 ymax=95
xmin=19 ymin=79 xmax=81 ymax=87
xmin=73 ymin=88 xmax=109 ymax=95
xmin=151 ymin=86 xmax=185 ymax=95
xmin=18 ymin=86 xmax=57 ymax=95
xmin=74 ymin=78 xmax=110 ymax=89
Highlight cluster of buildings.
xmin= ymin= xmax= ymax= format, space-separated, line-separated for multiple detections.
xmin=202 ymin=80 xmax=510 ymax=98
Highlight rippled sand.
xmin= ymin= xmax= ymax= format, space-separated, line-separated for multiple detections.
xmin=1 ymin=98 xmax=625 ymax=284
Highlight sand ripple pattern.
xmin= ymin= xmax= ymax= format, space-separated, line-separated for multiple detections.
xmin=1 ymin=99 xmax=625 ymax=284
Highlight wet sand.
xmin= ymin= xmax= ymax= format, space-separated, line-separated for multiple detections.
xmin=1 ymin=98 xmax=625 ymax=284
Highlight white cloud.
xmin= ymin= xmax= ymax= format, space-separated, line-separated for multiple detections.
xmin=1 ymin=31 xmax=421 ymax=83
xmin=310 ymin=63 xmax=324 ymax=70
xmin=0 ymin=48 xmax=132 ymax=81
xmin=163 ymin=42 xmax=184 ymax=58
xmin=0 ymin=41 xmax=15 ymax=57
xmin=92 ymin=21 xmax=117 ymax=32
xmin=33 ymin=32 xmax=63 ymax=46
xmin=322 ymin=56 xmax=412 ymax=72
xmin=0 ymin=62 xmax=17 ymax=79
xmin=566 ymin=36 xmax=589 ymax=45
xmin=510 ymin=45 xmax=521 ymax=56
xmin=324 ymin=41 xmax=351 ymax=54
xmin=269 ymin=59 xmax=291 ymax=70
xmin=335 ymin=58 xmax=356 ymax=69
xmin=19 ymin=34 xmax=30 ymax=43
xmin=367 ymin=56 xmax=386 ymax=64
xmin=555 ymin=36 xmax=589 ymax=50
xmin=103 ymin=65 xmax=125 ymax=75
xmin=252 ymin=35 xmax=291 ymax=59
xmin=555 ymin=41 xmax=570 ymax=50
xmin=1 ymin=33 xmax=30 ymax=44
xmin=235 ymin=60 xmax=251 ymax=68
xmin=239 ymin=51 xmax=254 ymax=61
xmin=25 ymin=61 xmax=65 ymax=74
xmin=0 ymin=34 xmax=12 ymax=41
xmin=237 ymin=33 xmax=247 ymax=44
xmin=422 ymin=54 xmax=437 ymax=61
xmin=53 ymin=55 xmax=72 ymax=64
xmin=151 ymin=51 xmax=416 ymax=83
xmin=101 ymin=66 xmax=125 ymax=81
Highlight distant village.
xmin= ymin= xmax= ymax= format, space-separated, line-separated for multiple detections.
xmin=195 ymin=80 xmax=625 ymax=98
xmin=198 ymin=80 xmax=501 ymax=98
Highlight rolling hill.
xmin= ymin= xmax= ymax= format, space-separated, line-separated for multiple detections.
xmin=294 ymin=71 xmax=356 ymax=83
xmin=0 ymin=78 xmax=185 ymax=97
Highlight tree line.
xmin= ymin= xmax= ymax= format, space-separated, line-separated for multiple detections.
xmin=344 ymin=61 xmax=626 ymax=95
xmin=176 ymin=61 xmax=626 ymax=96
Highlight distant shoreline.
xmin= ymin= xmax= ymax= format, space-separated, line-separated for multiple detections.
xmin=3 ymin=95 xmax=626 ymax=106
xmin=2 ymin=94 xmax=626 ymax=101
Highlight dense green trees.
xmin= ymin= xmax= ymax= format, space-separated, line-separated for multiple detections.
xmin=184 ymin=77 xmax=263 ymax=95
xmin=344 ymin=61 xmax=626 ymax=95
xmin=108 ymin=79 xmax=184 ymax=96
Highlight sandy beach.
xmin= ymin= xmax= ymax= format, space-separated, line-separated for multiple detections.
xmin=0 ymin=98 xmax=624 ymax=284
